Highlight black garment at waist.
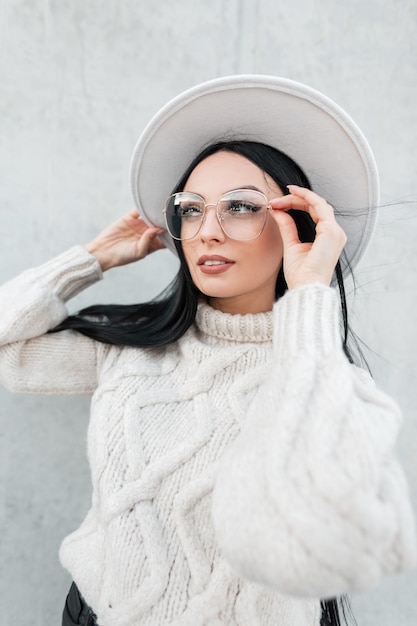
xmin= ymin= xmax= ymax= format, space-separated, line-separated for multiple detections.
xmin=62 ymin=582 xmax=99 ymax=626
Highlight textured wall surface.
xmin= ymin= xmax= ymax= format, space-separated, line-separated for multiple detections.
xmin=0 ymin=1 xmax=416 ymax=624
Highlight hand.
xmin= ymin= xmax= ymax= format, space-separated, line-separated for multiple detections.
xmin=270 ymin=185 xmax=347 ymax=289
xmin=84 ymin=209 xmax=166 ymax=271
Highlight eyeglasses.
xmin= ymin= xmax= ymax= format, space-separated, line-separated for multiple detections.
xmin=163 ymin=189 xmax=271 ymax=241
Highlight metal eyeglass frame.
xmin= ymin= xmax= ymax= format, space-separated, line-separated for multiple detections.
xmin=163 ymin=188 xmax=272 ymax=241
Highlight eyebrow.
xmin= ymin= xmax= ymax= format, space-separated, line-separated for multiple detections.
xmin=183 ymin=185 xmax=265 ymax=197
xmin=238 ymin=185 xmax=264 ymax=193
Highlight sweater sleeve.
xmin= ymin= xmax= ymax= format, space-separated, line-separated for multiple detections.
xmin=0 ymin=246 xmax=103 ymax=395
xmin=211 ymin=283 xmax=417 ymax=598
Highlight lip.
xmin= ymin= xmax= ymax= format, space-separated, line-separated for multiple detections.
xmin=197 ymin=255 xmax=235 ymax=274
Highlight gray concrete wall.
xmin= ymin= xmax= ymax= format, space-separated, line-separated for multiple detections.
xmin=0 ymin=1 xmax=416 ymax=624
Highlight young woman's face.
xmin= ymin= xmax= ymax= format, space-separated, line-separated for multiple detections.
xmin=181 ymin=151 xmax=284 ymax=314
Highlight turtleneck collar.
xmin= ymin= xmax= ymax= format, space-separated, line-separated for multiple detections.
xmin=195 ymin=301 xmax=273 ymax=344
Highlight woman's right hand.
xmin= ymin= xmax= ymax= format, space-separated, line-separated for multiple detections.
xmin=84 ymin=209 xmax=166 ymax=271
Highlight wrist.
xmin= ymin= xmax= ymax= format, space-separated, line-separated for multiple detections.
xmin=287 ymin=278 xmax=332 ymax=290
xmin=274 ymin=283 xmax=340 ymax=358
xmin=84 ymin=242 xmax=112 ymax=272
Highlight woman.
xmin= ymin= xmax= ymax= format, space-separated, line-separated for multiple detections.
xmin=0 ymin=75 xmax=415 ymax=626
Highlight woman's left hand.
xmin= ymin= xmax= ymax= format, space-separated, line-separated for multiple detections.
xmin=270 ymin=185 xmax=347 ymax=290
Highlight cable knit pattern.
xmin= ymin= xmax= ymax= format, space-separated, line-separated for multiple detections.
xmin=0 ymin=247 xmax=416 ymax=626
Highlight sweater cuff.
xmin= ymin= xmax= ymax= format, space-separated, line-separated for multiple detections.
xmin=33 ymin=246 xmax=103 ymax=302
xmin=273 ymin=283 xmax=342 ymax=359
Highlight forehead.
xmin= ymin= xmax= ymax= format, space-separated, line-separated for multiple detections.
xmin=184 ymin=151 xmax=281 ymax=197
xmin=187 ymin=151 xmax=263 ymax=180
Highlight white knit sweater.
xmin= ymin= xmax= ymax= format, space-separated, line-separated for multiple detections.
xmin=0 ymin=246 xmax=415 ymax=626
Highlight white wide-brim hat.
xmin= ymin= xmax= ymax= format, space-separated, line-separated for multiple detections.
xmin=130 ymin=74 xmax=379 ymax=274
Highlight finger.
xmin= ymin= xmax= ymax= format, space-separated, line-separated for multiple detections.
xmin=270 ymin=195 xmax=328 ymax=211
xmin=271 ymin=190 xmax=336 ymax=225
xmin=138 ymin=226 xmax=166 ymax=253
xmin=287 ymin=187 xmax=347 ymax=247
xmin=271 ymin=188 xmax=333 ymax=212
xmin=271 ymin=209 xmax=301 ymax=249
xmin=287 ymin=185 xmax=337 ymax=223
xmin=141 ymin=225 xmax=165 ymax=241
xmin=150 ymin=236 xmax=166 ymax=252
xmin=287 ymin=185 xmax=327 ymax=203
xmin=272 ymin=190 xmax=346 ymax=253
xmin=128 ymin=211 xmax=163 ymax=235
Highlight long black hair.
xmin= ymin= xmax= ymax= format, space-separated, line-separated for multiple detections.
xmin=53 ymin=140 xmax=357 ymax=625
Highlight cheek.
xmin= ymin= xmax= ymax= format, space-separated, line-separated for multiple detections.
xmin=181 ymin=241 xmax=198 ymax=265
xmin=258 ymin=222 xmax=284 ymax=272
xmin=181 ymin=242 xmax=200 ymax=280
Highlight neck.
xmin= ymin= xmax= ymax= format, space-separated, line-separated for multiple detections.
xmin=208 ymin=293 xmax=275 ymax=315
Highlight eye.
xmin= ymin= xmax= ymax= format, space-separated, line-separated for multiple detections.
xmin=178 ymin=203 xmax=204 ymax=218
xmin=225 ymin=200 xmax=263 ymax=215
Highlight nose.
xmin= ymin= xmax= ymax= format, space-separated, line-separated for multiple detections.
xmin=199 ymin=204 xmax=226 ymax=242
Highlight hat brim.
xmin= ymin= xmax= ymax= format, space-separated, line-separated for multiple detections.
xmin=130 ymin=75 xmax=379 ymax=275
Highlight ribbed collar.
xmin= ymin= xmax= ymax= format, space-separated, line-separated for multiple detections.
xmin=195 ymin=301 xmax=273 ymax=344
